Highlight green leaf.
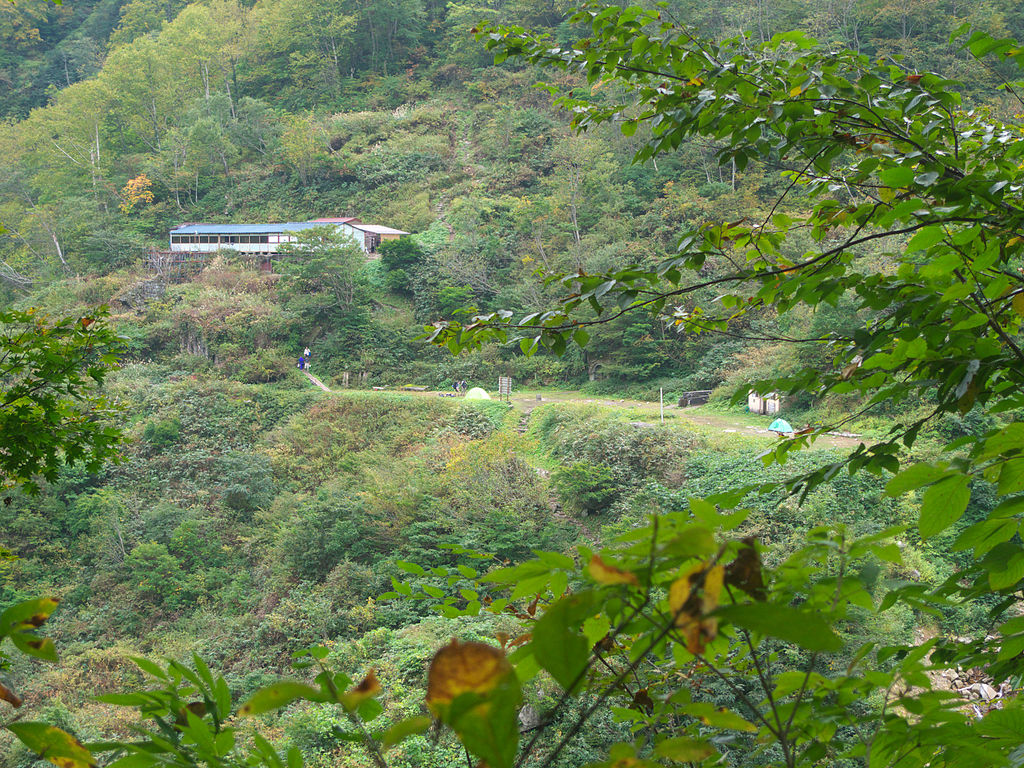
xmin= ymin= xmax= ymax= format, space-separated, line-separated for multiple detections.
xmin=998 ymin=459 xmax=1024 ymax=495
xmin=885 ymin=463 xmax=949 ymax=496
xmin=997 ymin=634 xmax=1024 ymax=662
xmin=918 ymin=474 xmax=971 ymax=538
xmin=679 ymin=703 xmax=757 ymax=732
xmin=238 ymin=682 xmax=324 ymax=716
xmin=129 ymin=656 xmax=168 ymax=680
xmin=879 ymin=166 xmax=915 ymax=187
xmin=357 ymin=697 xmax=383 ymax=721
xmin=105 ymin=754 xmax=160 ymax=768
xmin=906 ymin=225 xmax=946 ymax=252
xmin=181 ymin=711 xmax=216 ymax=755
xmin=9 ymin=632 xmax=57 ymax=662
xmin=8 ymin=723 xmax=96 ymax=768
xmin=381 ymin=716 xmax=431 ymax=750
xmin=396 ymin=560 xmax=426 ymax=575
xmin=953 ymin=518 xmax=1018 ymax=556
xmin=0 ymin=597 xmax=60 ymax=634
xmin=435 ymin=674 xmax=522 ymax=768
xmin=982 ymin=423 xmax=1024 ymax=459
xmin=532 ymin=592 xmax=595 ymax=691
xmin=975 ymin=701 xmax=1024 ymax=740
xmin=655 ymin=737 xmax=717 ymax=762
xmin=989 ymin=549 xmax=1024 ymax=590
xmin=715 ymin=604 xmax=842 ymax=652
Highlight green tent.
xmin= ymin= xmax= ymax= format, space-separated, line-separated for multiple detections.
xmin=769 ymin=418 xmax=793 ymax=434
xmin=465 ymin=387 xmax=491 ymax=400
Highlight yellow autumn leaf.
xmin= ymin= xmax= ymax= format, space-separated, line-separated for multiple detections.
xmin=1012 ymin=292 xmax=1024 ymax=317
xmin=790 ymin=85 xmax=802 ymax=97
xmin=588 ymin=555 xmax=639 ymax=586
xmin=426 ymin=639 xmax=512 ymax=712
xmin=668 ymin=562 xmax=697 ymax=614
xmin=668 ymin=563 xmax=724 ymax=654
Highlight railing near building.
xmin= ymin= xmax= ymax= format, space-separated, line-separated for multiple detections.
xmin=677 ymin=390 xmax=713 ymax=407
xmin=146 ymin=250 xmax=207 ymax=280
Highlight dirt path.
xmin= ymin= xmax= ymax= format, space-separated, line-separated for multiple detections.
xmin=302 ymin=370 xmax=331 ymax=392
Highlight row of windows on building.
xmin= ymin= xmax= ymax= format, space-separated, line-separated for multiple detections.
xmin=169 ymin=234 xmax=299 ymax=245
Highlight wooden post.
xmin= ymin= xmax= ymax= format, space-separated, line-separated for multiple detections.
xmin=660 ymin=388 xmax=664 ymax=424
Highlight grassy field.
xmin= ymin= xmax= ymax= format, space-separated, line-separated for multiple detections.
xmin=307 ymin=376 xmax=866 ymax=451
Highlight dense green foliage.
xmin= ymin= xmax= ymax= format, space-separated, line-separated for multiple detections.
xmin=0 ymin=308 xmax=123 ymax=494
xmin=3 ymin=359 xmax=940 ymax=768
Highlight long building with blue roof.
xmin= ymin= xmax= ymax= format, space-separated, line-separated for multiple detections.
xmin=168 ymin=216 xmax=408 ymax=255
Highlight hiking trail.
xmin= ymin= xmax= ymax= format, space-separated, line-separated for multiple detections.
xmin=302 ymin=369 xmax=331 ymax=392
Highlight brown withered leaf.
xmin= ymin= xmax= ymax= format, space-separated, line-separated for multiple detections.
xmin=509 ymin=633 xmax=531 ymax=648
xmin=725 ymin=538 xmax=767 ymax=601
xmin=426 ymin=640 xmax=511 ymax=711
xmin=526 ymin=596 xmax=539 ymax=618
xmin=174 ymin=701 xmax=207 ymax=726
xmin=631 ymin=688 xmax=654 ymax=715
xmin=341 ymin=670 xmax=382 ymax=710
xmin=588 ymin=555 xmax=639 ymax=587
xmin=0 ymin=681 xmax=22 ymax=708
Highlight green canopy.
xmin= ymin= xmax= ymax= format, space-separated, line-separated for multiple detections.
xmin=465 ymin=387 xmax=491 ymax=400
xmin=769 ymin=418 xmax=793 ymax=433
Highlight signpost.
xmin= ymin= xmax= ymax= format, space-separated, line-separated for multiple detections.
xmin=497 ymin=376 xmax=512 ymax=402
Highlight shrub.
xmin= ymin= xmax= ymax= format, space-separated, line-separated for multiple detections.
xmin=448 ymin=402 xmax=512 ymax=439
xmin=552 ymin=461 xmax=619 ymax=514
xmin=123 ymin=541 xmax=194 ymax=608
xmin=142 ymin=417 xmax=181 ymax=449
xmin=214 ymin=452 xmax=276 ymax=516
xmin=232 ymin=349 xmax=292 ymax=383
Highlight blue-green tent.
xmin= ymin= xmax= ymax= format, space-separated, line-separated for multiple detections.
xmin=769 ymin=418 xmax=793 ymax=434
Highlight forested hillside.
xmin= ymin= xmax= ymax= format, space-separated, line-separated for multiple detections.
xmin=4 ymin=0 xmax=1024 ymax=767
xmin=1 ymin=355 xmax=946 ymax=767
xmin=3 ymin=0 xmax=1024 ymax=396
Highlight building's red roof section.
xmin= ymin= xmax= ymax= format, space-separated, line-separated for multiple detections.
xmin=309 ymin=217 xmax=360 ymax=224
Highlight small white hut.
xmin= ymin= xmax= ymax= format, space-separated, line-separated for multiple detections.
xmin=747 ymin=391 xmax=782 ymax=415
